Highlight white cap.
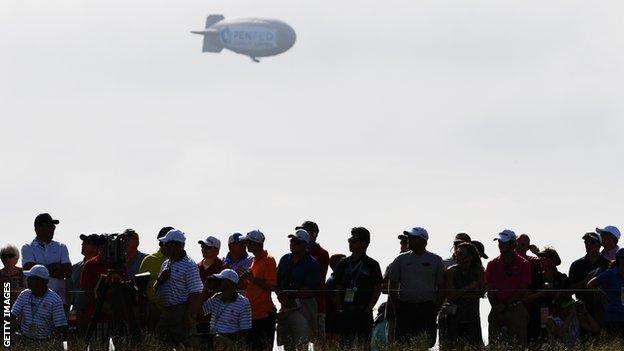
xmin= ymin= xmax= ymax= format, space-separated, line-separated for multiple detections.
xmin=288 ymin=229 xmax=311 ymax=243
xmin=198 ymin=236 xmax=221 ymax=249
xmin=403 ymin=227 xmax=429 ymax=241
xmin=159 ymin=229 xmax=186 ymax=244
xmin=210 ymin=268 xmax=239 ymax=284
xmin=24 ymin=264 xmax=50 ymax=280
xmin=494 ymin=229 xmax=517 ymax=243
xmin=244 ymin=230 xmax=265 ymax=244
xmin=228 ymin=233 xmax=244 ymax=244
xmin=597 ymin=226 xmax=621 ymax=240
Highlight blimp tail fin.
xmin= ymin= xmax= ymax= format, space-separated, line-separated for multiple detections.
xmin=201 ymin=32 xmax=223 ymax=53
xmin=205 ymin=15 xmax=225 ymax=29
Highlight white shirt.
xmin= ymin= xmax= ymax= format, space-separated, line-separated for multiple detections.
xmin=203 ymin=293 xmax=252 ymax=334
xmin=21 ymin=239 xmax=71 ymax=304
xmin=11 ymin=288 xmax=67 ymax=340
xmin=156 ymin=254 xmax=203 ymax=307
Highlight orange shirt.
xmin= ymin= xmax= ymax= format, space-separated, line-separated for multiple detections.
xmin=245 ymin=251 xmax=277 ymax=320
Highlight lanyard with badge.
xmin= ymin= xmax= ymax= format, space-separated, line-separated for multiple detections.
xmin=27 ymin=292 xmax=47 ymax=334
xmin=344 ymin=260 xmax=364 ymax=303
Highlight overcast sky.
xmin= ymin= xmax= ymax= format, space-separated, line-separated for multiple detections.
xmin=2 ymin=0 xmax=624 ymax=307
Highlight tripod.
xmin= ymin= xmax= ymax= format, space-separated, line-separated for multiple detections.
xmin=84 ymin=269 xmax=141 ymax=347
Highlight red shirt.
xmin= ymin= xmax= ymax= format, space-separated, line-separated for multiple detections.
xmin=80 ymin=255 xmax=127 ymax=322
xmin=485 ymin=253 xmax=532 ymax=304
xmin=310 ymin=243 xmax=329 ymax=313
xmin=198 ymin=258 xmax=226 ymax=283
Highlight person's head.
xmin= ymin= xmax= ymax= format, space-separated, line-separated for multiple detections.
xmin=582 ymin=232 xmax=602 ymax=255
xmin=34 ymin=213 xmax=59 ymax=243
xmin=123 ymin=228 xmax=140 ymax=255
xmin=227 ymin=233 xmax=247 ymax=258
xmin=471 ymin=240 xmax=489 ymax=260
xmin=516 ymin=234 xmax=531 ymax=254
xmin=397 ymin=235 xmax=409 ymax=253
xmin=288 ymin=229 xmax=310 ymax=255
xmin=24 ymin=265 xmax=49 ymax=296
xmin=403 ymin=227 xmax=428 ymax=252
xmin=157 ymin=226 xmax=174 ymax=255
xmin=597 ymin=226 xmax=620 ymax=250
xmin=495 ymin=229 xmax=518 ymax=254
xmin=209 ymin=269 xmax=239 ymax=294
xmin=242 ymin=230 xmax=265 ymax=255
xmin=0 ymin=244 xmax=20 ymax=269
xmin=296 ymin=221 xmax=319 ymax=243
xmin=159 ymin=229 xmax=186 ymax=258
xmin=537 ymin=247 xmax=562 ymax=270
xmin=198 ymin=236 xmax=221 ymax=260
xmin=348 ymin=227 xmax=371 ymax=254
xmin=455 ymin=242 xmax=482 ymax=269
xmin=329 ymin=253 xmax=346 ymax=272
xmin=453 ymin=233 xmax=471 ymax=248
xmin=79 ymin=234 xmax=102 ymax=259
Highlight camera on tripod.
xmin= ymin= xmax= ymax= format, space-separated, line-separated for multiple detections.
xmin=102 ymin=233 xmax=128 ymax=272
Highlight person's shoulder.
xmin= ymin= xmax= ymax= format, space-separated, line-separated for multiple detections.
xmin=45 ymin=289 xmax=63 ymax=303
xmin=237 ymin=293 xmax=251 ymax=305
xmin=424 ymin=251 xmax=443 ymax=262
xmin=364 ymin=255 xmax=381 ymax=266
xmin=52 ymin=240 xmax=68 ymax=248
xmin=15 ymin=288 xmax=32 ymax=300
xmin=137 ymin=251 xmax=148 ymax=260
xmin=570 ymin=256 xmax=586 ymax=267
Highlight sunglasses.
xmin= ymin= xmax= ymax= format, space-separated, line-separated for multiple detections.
xmin=1 ymin=254 xmax=16 ymax=259
xmin=290 ymin=238 xmax=306 ymax=245
xmin=584 ymin=240 xmax=600 ymax=245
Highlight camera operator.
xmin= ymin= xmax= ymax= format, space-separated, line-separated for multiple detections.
xmin=123 ymin=229 xmax=147 ymax=284
xmin=154 ymin=229 xmax=203 ymax=346
xmin=80 ymin=234 xmax=129 ymax=341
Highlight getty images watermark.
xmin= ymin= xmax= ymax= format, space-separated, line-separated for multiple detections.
xmin=2 ymin=282 xmax=10 ymax=348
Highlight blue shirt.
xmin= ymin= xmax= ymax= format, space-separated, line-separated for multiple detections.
xmin=223 ymin=253 xmax=253 ymax=272
xmin=596 ymin=268 xmax=624 ymax=322
xmin=11 ymin=289 xmax=67 ymax=340
xmin=277 ymin=253 xmax=320 ymax=291
xmin=126 ymin=251 xmax=147 ymax=283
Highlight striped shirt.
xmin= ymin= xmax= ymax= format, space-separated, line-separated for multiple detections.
xmin=202 ymin=293 xmax=252 ymax=334
xmin=156 ymin=254 xmax=203 ymax=307
xmin=21 ymin=239 xmax=71 ymax=304
xmin=11 ymin=288 xmax=67 ymax=340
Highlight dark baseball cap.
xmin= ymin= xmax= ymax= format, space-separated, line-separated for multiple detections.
xmin=34 ymin=213 xmax=59 ymax=227
xmin=157 ymin=226 xmax=174 ymax=239
xmin=79 ymin=234 xmax=105 ymax=246
xmin=471 ymin=240 xmax=488 ymax=259
xmin=296 ymin=221 xmax=319 ymax=235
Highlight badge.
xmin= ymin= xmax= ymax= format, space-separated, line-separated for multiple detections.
xmin=344 ymin=289 xmax=355 ymax=303
xmin=27 ymin=323 xmax=38 ymax=334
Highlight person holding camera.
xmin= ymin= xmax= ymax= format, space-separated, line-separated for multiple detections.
xmin=154 ymin=229 xmax=203 ymax=346
xmin=523 ymin=247 xmax=569 ymax=344
xmin=545 ymin=296 xmax=600 ymax=347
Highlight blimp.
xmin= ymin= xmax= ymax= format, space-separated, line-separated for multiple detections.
xmin=191 ymin=15 xmax=296 ymax=62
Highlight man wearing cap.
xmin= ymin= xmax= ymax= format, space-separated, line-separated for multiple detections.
xmin=223 ymin=233 xmax=253 ymax=272
xmin=276 ymin=229 xmax=321 ymax=351
xmin=568 ymin=232 xmax=610 ymax=326
xmin=296 ymin=220 xmax=330 ymax=343
xmin=597 ymin=225 xmax=621 ymax=261
xmin=67 ymin=234 xmax=102 ymax=332
xmin=154 ymin=229 xmax=203 ymax=346
xmin=516 ymin=234 xmax=541 ymax=279
xmin=333 ymin=227 xmax=383 ymax=348
xmin=239 ymin=230 xmax=278 ymax=351
xmin=122 ymin=229 xmax=147 ymax=284
xmin=196 ymin=235 xmax=226 ymax=334
xmin=138 ymin=226 xmax=173 ymax=331
xmin=485 ymin=230 xmax=531 ymax=345
xmin=203 ymin=269 xmax=252 ymax=350
xmin=387 ymin=227 xmax=444 ymax=347
xmin=10 ymin=265 xmax=68 ymax=343
xmin=21 ymin=213 xmax=71 ymax=308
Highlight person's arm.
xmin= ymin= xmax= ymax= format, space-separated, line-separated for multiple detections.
xmin=366 ymin=261 xmax=383 ymax=311
xmin=333 ymin=261 xmax=346 ymax=312
xmin=186 ymin=263 xmax=205 ymax=327
xmin=185 ymin=292 xmax=202 ymax=328
xmin=577 ymin=309 xmax=601 ymax=334
xmin=21 ymin=245 xmax=35 ymax=270
xmin=587 ymin=277 xmax=600 ymax=289
xmin=154 ymin=262 xmax=171 ymax=292
xmin=51 ymin=297 xmax=69 ymax=340
xmin=434 ymin=258 xmax=445 ymax=307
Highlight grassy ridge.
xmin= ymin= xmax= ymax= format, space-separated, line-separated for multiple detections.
xmin=7 ymin=334 xmax=624 ymax=350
